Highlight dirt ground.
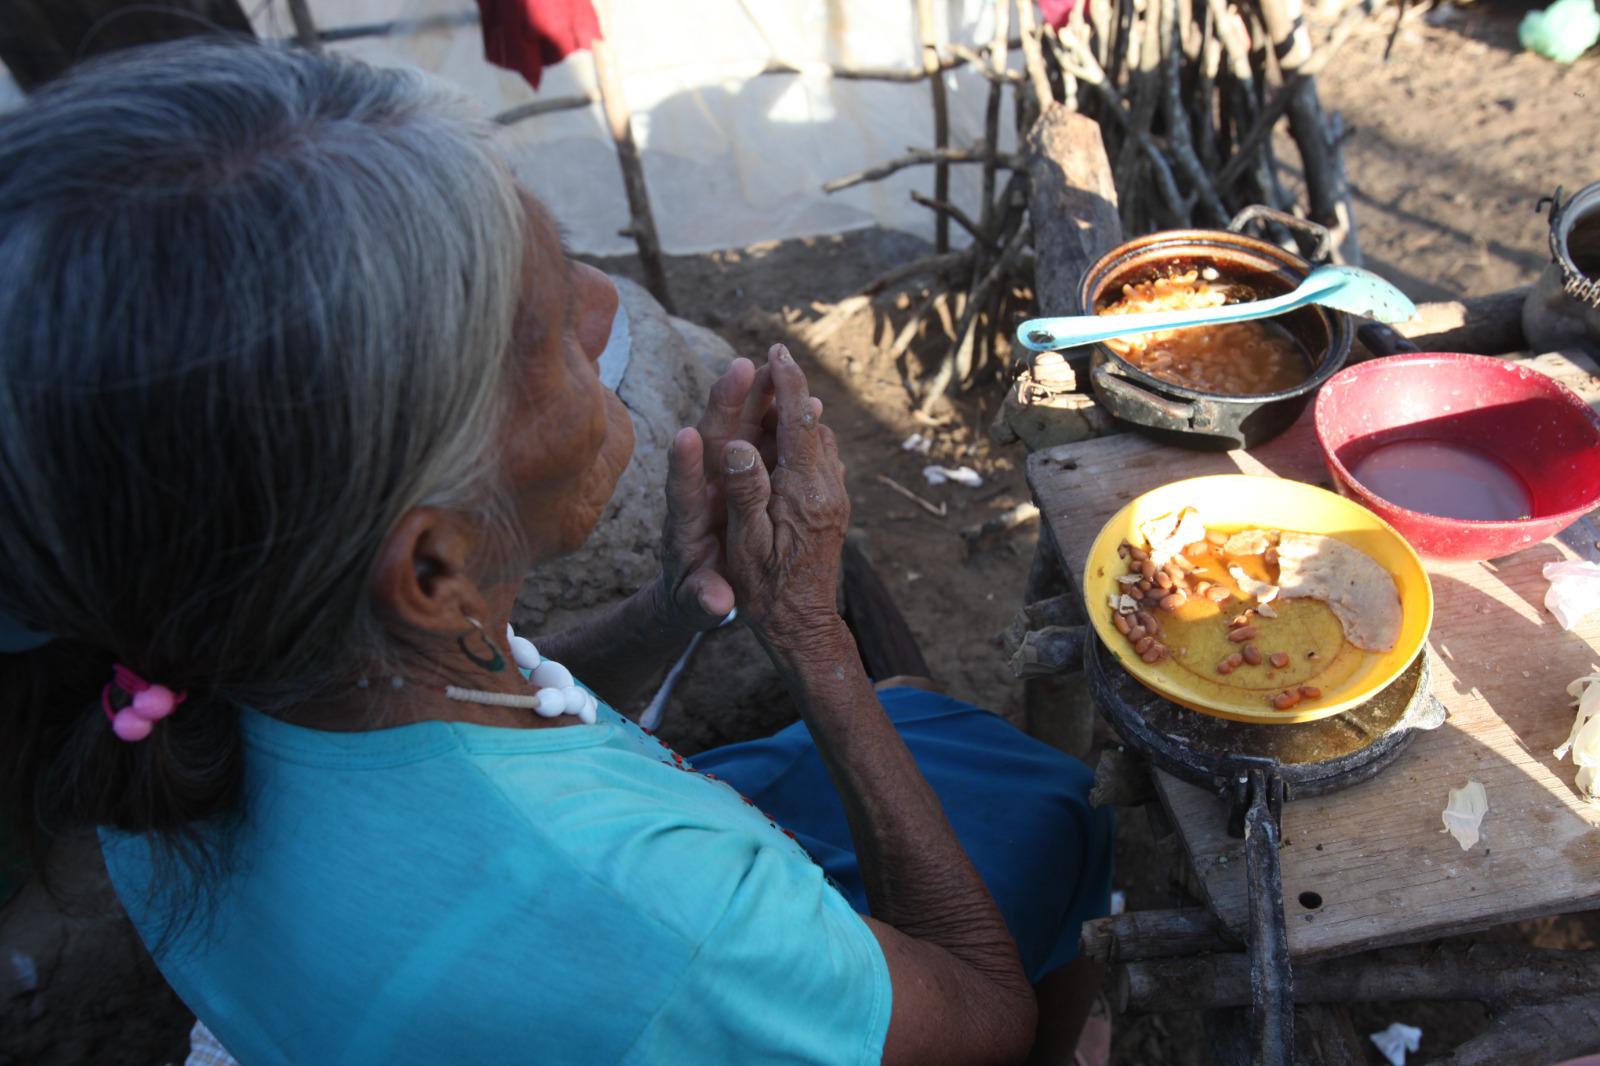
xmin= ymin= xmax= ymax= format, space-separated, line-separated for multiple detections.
xmin=595 ymin=7 xmax=1599 ymax=1062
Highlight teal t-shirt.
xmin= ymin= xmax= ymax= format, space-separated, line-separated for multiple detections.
xmin=101 ymin=702 xmax=892 ymax=1065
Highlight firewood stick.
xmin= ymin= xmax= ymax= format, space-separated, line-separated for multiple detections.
xmin=1013 ymin=0 xmax=1056 ymax=111
xmin=1117 ymin=945 xmax=1600 ymax=1015
xmin=1080 ymin=909 xmax=1234 ymax=961
xmin=918 ymin=219 xmax=1030 ymax=413
xmin=948 ymin=44 xmax=1028 ymax=84
xmin=1159 ymin=0 xmax=1227 ymax=225
xmin=822 ymin=147 xmax=1021 ymax=195
xmin=910 ymin=192 xmax=989 ymax=248
xmin=863 ymin=250 xmax=974 ymax=296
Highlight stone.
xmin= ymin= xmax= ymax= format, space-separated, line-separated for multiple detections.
xmin=999 ymin=373 xmax=1117 ymax=452
xmin=513 ymin=277 xmax=736 ymax=632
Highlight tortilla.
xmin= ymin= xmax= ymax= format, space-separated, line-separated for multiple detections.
xmin=1274 ymin=532 xmax=1403 ymax=652
xmin=1222 ymin=528 xmax=1276 ymax=556
xmin=1138 ymin=507 xmax=1207 ymax=566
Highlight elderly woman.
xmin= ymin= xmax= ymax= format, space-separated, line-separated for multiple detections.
xmin=0 ymin=42 xmax=1111 ymax=1066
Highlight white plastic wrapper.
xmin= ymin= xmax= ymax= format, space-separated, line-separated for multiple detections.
xmin=1369 ymin=1022 xmax=1422 ymax=1066
xmin=1440 ymin=781 xmax=1488 ymax=850
xmin=922 ymin=465 xmax=983 ymax=488
xmin=1543 ymin=561 xmax=1600 ymax=630
xmin=1556 ymin=673 xmax=1600 ymax=805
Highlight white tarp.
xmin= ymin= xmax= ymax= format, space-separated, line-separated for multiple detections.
xmin=243 ymin=0 xmax=1021 ymax=255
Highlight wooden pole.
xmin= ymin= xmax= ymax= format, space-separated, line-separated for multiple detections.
xmin=914 ymin=0 xmax=952 ymax=254
xmin=0 ymin=0 xmax=254 ymax=90
xmin=285 ymin=0 xmax=322 ymax=52
xmin=979 ymin=0 xmax=1012 ymax=241
xmin=589 ymin=0 xmax=675 ymax=313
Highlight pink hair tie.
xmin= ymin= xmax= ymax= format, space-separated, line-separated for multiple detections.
xmin=102 ymin=664 xmax=186 ymax=743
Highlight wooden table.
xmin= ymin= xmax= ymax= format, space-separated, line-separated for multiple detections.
xmin=1026 ymin=350 xmax=1600 ymax=962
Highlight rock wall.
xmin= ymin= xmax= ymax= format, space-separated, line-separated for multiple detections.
xmin=513 ymin=277 xmax=737 ymax=631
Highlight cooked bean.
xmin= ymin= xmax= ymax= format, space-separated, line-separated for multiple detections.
xmin=1126 ymin=625 xmax=1147 ymax=642
xmin=1137 ymin=579 xmax=1153 ymax=593
xmin=1206 ymin=586 xmax=1232 ymax=604
xmin=1135 ymin=635 xmax=1155 ymax=654
xmin=1129 ymin=546 xmax=1149 ymax=561
xmin=1140 ymin=560 xmax=1158 ymax=579
xmin=1226 ymin=652 xmax=1244 ymax=669
xmin=1228 ymin=625 xmax=1257 ymax=643
xmin=1127 ymin=586 xmax=1144 ymax=601
xmin=1137 ymin=611 xmax=1159 ymax=633
xmin=1216 ymin=659 xmax=1235 ymax=675
xmin=1159 ymin=591 xmax=1187 ymax=612
xmin=1299 ymin=685 xmax=1322 ymax=700
xmin=1273 ymin=691 xmax=1301 ymax=710
xmin=1183 ymin=541 xmax=1210 ymax=559
xmin=1206 ymin=530 xmax=1227 ymax=546
xmin=1269 ymin=651 xmax=1290 ymax=668
xmin=1155 ymin=571 xmax=1174 ymax=590
xmin=1242 ymin=644 xmax=1263 ymax=666
xmin=1229 ymin=611 xmax=1253 ymax=627
xmin=1141 ymin=643 xmax=1165 ymax=664
xmin=1112 ymin=612 xmax=1131 ymax=635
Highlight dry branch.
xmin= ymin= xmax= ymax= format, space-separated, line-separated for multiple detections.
xmin=493 ymin=94 xmax=596 ymax=126
xmin=864 ymin=251 xmax=974 ymax=296
xmin=910 ymin=192 xmax=989 ymax=247
xmin=822 ymin=147 xmax=1021 ymax=195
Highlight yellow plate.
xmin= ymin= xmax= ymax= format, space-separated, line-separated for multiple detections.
xmin=1084 ymin=475 xmax=1433 ymax=724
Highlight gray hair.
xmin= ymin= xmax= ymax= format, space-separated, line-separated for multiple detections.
xmin=0 ymin=40 xmax=527 ymax=709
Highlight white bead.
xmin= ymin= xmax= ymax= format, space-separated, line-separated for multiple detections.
xmin=531 ymin=660 xmax=574 ymax=691
xmin=533 ymin=688 xmax=567 ymax=717
xmin=576 ymin=692 xmax=598 ymax=725
xmin=508 ymin=634 xmax=541 ymax=671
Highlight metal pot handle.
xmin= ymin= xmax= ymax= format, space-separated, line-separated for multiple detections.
xmin=1228 ymin=206 xmax=1334 ymax=265
xmin=1235 ymin=763 xmax=1295 ymax=1066
xmin=1092 ymin=361 xmax=1196 ymax=426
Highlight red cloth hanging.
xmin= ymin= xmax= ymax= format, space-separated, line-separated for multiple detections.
xmin=1038 ymin=0 xmax=1081 ymax=30
xmin=475 ymin=0 xmax=603 ymax=90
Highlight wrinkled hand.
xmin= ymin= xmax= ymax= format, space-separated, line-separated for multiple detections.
xmin=719 ymin=344 xmax=850 ymax=648
xmin=657 ymin=354 xmax=778 ymax=632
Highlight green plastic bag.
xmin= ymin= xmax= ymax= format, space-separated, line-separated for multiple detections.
xmin=1519 ymin=0 xmax=1600 ymax=64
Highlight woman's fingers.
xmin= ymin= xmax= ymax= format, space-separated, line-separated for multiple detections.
xmin=734 ymin=363 xmax=775 ymax=448
xmin=664 ymin=427 xmax=711 ymax=535
xmin=722 ymin=440 xmax=774 ymax=565
xmin=768 ymin=344 xmax=819 ymax=471
xmin=696 ymin=357 xmax=756 ymax=477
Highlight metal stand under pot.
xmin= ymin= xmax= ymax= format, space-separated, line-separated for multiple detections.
xmin=1084 ymin=636 xmax=1447 ymax=1066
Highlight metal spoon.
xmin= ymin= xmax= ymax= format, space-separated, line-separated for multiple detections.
xmin=1015 ymin=264 xmax=1417 ymax=353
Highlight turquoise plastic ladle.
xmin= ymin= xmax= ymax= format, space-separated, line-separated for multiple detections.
xmin=1015 ymin=264 xmax=1416 ymax=353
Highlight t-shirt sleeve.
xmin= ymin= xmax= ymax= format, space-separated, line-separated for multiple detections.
xmin=621 ymin=842 xmax=892 ymax=1065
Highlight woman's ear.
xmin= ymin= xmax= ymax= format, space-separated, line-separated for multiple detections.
xmin=372 ymin=508 xmax=490 ymax=634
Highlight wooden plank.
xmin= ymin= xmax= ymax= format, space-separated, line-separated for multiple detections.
xmin=1027 ymin=349 xmax=1600 ymax=959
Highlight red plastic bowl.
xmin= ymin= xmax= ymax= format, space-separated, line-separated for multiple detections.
xmin=1314 ymin=352 xmax=1600 ymax=561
